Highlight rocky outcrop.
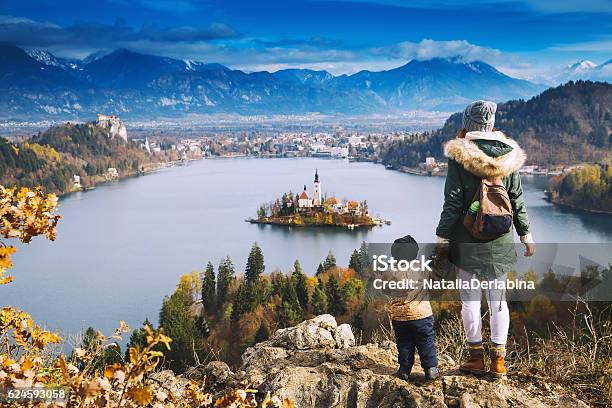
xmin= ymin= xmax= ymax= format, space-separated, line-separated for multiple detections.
xmin=149 ymin=315 xmax=590 ymax=407
xmin=236 ymin=315 xmax=589 ymax=408
xmin=95 ymin=114 xmax=128 ymax=141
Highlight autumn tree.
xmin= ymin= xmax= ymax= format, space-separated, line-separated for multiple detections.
xmin=177 ymin=271 xmax=201 ymax=302
xmin=0 ymin=186 xmax=60 ymax=285
xmin=202 ymin=261 xmax=216 ymax=313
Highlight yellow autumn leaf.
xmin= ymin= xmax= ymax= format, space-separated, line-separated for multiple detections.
xmin=127 ymin=385 xmax=153 ymax=406
xmin=103 ymin=363 xmax=122 ymax=379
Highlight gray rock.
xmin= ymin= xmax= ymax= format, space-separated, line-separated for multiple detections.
xmin=334 ymin=324 xmax=355 ymax=349
xmin=270 ymin=314 xmax=339 ymax=350
xmin=204 ymin=361 xmax=234 ymax=389
xmin=553 ymin=395 xmax=590 ymax=408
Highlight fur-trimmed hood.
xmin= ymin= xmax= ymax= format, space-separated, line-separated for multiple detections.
xmin=443 ymin=131 xmax=526 ymax=178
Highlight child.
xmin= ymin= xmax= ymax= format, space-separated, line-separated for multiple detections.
xmin=388 ymin=235 xmax=439 ymax=381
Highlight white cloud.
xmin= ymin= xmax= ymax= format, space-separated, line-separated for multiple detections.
xmin=371 ymin=39 xmax=504 ymax=63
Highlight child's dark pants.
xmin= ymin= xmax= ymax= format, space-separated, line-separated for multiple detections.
xmin=392 ymin=315 xmax=438 ymax=370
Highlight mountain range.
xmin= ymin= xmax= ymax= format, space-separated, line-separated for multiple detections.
xmin=381 ymin=80 xmax=611 ymax=167
xmin=0 ymin=45 xmax=548 ymax=120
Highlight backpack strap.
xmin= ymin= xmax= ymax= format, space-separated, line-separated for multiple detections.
xmin=455 ymin=162 xmax=471 ymax=215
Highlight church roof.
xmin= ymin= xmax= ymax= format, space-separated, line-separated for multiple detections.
xmin=314 ymin=169 xmax=319 ymax=183
xmin=324 ymin=197 xmax=339 ymax=205
xmin=299 ymin=191 xmax=310 ymax=199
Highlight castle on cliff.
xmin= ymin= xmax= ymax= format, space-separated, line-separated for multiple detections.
xmin=96 ymin=114 xmax=128 ymax=141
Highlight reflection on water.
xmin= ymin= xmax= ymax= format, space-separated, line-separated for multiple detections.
xmin=3 ymin=158 xmax=611 ymax=337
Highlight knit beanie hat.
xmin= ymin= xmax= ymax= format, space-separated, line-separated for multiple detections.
xmin=462 ymin=100 xmax=497 ymax=132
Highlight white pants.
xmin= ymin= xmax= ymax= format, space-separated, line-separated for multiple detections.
xmin=457 ymin=268 xmax=509 ymax=345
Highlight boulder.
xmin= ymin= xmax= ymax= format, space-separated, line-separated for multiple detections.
xmin=270 ymin=314 xmax=340 ymax=350
xmin=204 ymin=361 xmax=234 ymax=390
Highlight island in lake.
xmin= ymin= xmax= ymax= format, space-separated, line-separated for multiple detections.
xmin=248 ymin=170 xmax=388 ymax=229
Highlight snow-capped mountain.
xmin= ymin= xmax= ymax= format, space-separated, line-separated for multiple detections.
xmin=0 ymin=45 xmax=547 ymax=119
xmin=555 ymin=59 xmax=612 ymax=84
xmin=24 ymin=49 xmax=81 ymax=70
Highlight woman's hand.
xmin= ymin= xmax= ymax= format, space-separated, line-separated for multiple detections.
xmin=520 ymin=233 xmax=535 ymax=256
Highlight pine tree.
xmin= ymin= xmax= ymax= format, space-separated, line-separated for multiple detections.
xmin=312 ymin=278 xmax=329 ymax=315
xmin=245 ymin=242 xmax=265 ymax=284
xmin=291 ymin=260 xmax=309 ymax=312
xmin=231 ymin=283 xmax=248 ymax=321
xmin=202 ymin=261 xmax=216 ymax=314
xmin=358 ymin=241 xmax=370 ymax=274
xmin=349 ymin=249 xmax=361 ymax=273
xmin=326 ymin=274 xmax=347 ymax=316
xmin=278 ymin=300 xmax=302 ymax=327
xmin=159 ymin=289 xmax=201 ymax=372
xmin=316 ymin=263 xmax=325 ymax=276
xmin=254 ymin=320 xmax=271 ymax=343
xmin=323 ymin=250 xmax=337 ymax=271
xmin=352 ymin=301 xmax=368 ymax=333
xmin=216 ymin=256 xmax=235 ymax=311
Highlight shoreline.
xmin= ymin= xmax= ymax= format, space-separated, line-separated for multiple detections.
xmin=247 ymin=218 xmax=379 ymax=229
xmin=57 ymin=160 xmax=174 ymax=199
xmin=546 ymin=196 xmax=612 ymax=215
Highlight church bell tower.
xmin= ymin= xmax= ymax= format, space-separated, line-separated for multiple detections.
xmin=313 ymin=169 xmax=322 ymax=206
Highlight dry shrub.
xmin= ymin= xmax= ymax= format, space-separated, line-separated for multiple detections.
xmin=434 ymin=313 xmax=467 ymax=365
xmin=510 ymin=299 xmax=611 ymax=407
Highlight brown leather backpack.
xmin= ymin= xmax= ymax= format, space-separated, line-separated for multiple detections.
xmin=463 ymin=178 xmax=513 ymax=240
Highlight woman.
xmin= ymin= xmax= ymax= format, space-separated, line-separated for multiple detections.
xmin=435 ymin=100 xmax=535 ymax=378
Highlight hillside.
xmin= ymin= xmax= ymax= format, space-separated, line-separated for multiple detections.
xmin=0 ymin=121 xmax=153 ymax=194
xmin=0 ymin=45 xmax=546 ymax=119
xmin=381 ymin=81 xmax=612 ymax=167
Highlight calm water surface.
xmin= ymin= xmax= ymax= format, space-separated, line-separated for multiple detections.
xmin=4 ymin=158 xmax=611 ymax=338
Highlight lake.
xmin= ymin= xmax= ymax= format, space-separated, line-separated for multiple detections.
xmin=4 ymin=157 xmax=612 ymax=340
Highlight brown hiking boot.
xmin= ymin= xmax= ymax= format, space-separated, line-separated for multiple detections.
xmin=459 ymin=346 xmax=485 ymax=376
xmin=489 ymin=346 xmax=507 ymax=379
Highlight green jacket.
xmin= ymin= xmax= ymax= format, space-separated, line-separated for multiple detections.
xmin=435 ymin=131 xmax=531 ymax=278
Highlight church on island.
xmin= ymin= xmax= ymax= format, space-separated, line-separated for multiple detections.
xmin=295 ymin=170 xmax=365 ymax=216
xmin=250 ymin=169 xmax=383 ymax=228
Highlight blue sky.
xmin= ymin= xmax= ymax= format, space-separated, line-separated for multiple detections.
xmin=1 ymin=0 xmax=610 ymax=80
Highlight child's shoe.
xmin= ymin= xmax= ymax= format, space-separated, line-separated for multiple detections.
xmin=395 ymin=365 xmax=412 ymax=381
xmin=424 ymin=367 xmax=440 ymax=381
